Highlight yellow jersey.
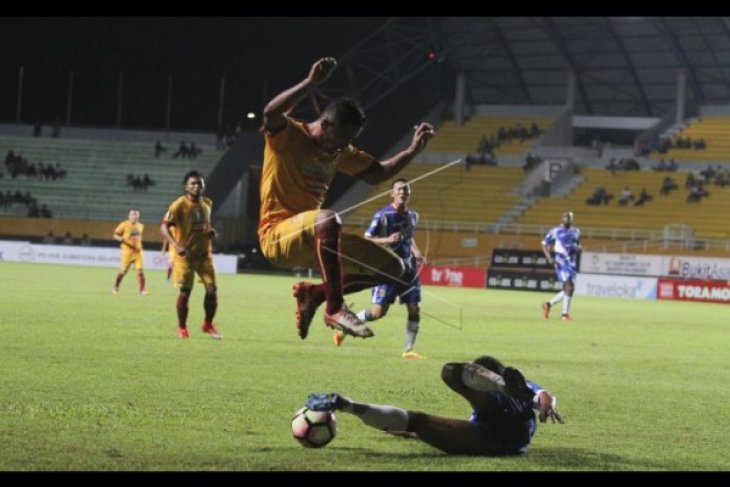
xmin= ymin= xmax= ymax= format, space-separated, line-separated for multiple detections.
xmin=114 ymin=221 xmax=144 ymax=251
xmin=258 ymin=117 xmax=376 ymax=237
xmin=163 ymin=195 xmax=213 ymax=259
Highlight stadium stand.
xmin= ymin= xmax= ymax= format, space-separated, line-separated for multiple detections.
xmin=423 ymin=116 xmax=553 ymax=158
xmin=650 ymin=116 xmax=730 ymax=162
xmin=0 ymin=136 xmax=219 ymax=223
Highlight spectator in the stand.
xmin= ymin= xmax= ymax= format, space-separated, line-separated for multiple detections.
xmin=652 ymin=159 xmax=667 ymax=171
xmin=40 ymin=204 xmax=53 ymax=218
xmin=714 ymin=170 xmax=728 ymax=188
xmin=606 ymin=158 xmax=618 ymax=175
xmin=687 ymin=184 xmax=709 ymax=203
xmin=172 ymin=142 xmax=189 ymax=159
xmin=668 ymin=159 xmax=677 ymax=171
xmin=23 ymin=191 xmax=36 ymax=207
xmin=700 ymin=165 xmax=716 ymax=181
xmin=497 ymin=126 xmax=506 ymax=142
xmin=52 ymin=119 xmax=61 ymax=138
xmin=27 ymin=202 xmax=40 ymax=218
xmin=80 ymin=233 xmax=92 ymax=246
xmin=634 ymin=138 xmax=650 ymax=157
xmin=26 ymin=162 xmax=37 ymax=179
xmin=618 ymin=187 xmax=634 ymax=206
xmin=523 ymin=153 xmax=542 ymax=173
xmin=530 ymin=122 xmax=540 ymax=138
xmin=42 ymin=231 xmax=56 ymax=244
xmin=621 ymin=158 xmax=640 ymax=171
xmin=127 ymin=174 xmax=155 ymax=191
xmin=633 ymin=188 xmax=652 ymax=207
xmin=53 ymin=163 xmax=67 ymax=180
xmin=154 ymin=141 xmax=167 ymax=158
xmin=586 ymin=187 xmax=613 ymax=206
xmin=62 ymin=232 xmax=74 ymax=245
xmin=33 ymin=121 xmax=42 ymax=137
xmin=685 ymin=173 xmax=697 ymax=189
xmin=660 ymin=176 xmax=678 ymax=196
xmin=189 ymin=142 xmax=202 ymax=158
xmin=142 ymin=174 xmax=155 ymax=189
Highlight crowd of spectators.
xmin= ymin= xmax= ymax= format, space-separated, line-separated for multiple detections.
xmin=126 ymin=174 xmax=156 ymax=191
xmin=5 ymin=151 xmax=68 ymax=180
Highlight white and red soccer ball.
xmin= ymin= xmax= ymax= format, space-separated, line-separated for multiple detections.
xmin=291 ymin=407 xmax=337 ymax=448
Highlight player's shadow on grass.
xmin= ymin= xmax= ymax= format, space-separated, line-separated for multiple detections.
xmin=530 ymin=447 xmax=695 ymax=470
xmin=314 ymin=446 xmax=700 ymax=470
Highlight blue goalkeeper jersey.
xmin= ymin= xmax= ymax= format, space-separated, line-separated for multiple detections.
xmin=468 ymin=379 xmax=545 ymax=454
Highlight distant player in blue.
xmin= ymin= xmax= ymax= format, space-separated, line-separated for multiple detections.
xmin=340 ymin=178 xmax=425 ymax=358
xmin=541 ymin=211 xmax=581 ymax=321
xmin=305 ymin=354 xmax=564 ymax=455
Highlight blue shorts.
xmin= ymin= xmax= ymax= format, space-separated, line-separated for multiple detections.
xmin=554 ymin=255 xmax=577 ymax=283
xmin=468 ymin=391 xmax=536 ymax=455
xmin=371 ymin=272 xmax=421 ymax=306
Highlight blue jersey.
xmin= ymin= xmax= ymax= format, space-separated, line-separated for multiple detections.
xmin=542 ymin=225 xmax=580 ymax=283
xmin=468 ymin=379 xmax=544 ymax=454
xmin=365 ymin=205 xmax=419 ymax=263
xmin=542 ymin=225 xmax=581 ymax=259
xmin=366 ymin=204 xmax=420 ymax=306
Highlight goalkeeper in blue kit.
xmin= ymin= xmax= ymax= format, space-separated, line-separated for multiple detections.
xmin=306 ymin=354 xmax=564 ymax=456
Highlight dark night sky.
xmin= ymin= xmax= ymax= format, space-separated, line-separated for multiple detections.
xmin=0 ymin=17 xmax=398 ymax=132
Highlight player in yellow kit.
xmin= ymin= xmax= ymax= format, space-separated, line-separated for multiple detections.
xmin=161 ymin=238 xmax=175 ymax=283
xmin=259 ymin=57 xmax=435 ymax=341
xmin=161 ymin=170 xmax=221 ymax=340
xmin=112 ymin=208 xmax=147 ymax=295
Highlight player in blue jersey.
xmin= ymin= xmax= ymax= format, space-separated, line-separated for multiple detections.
xmin=541 ymin=211 xmax=581 ymax=321
xmin=305 ymin=354 xmax=564 ymax=455
xmin=337 ymin=179 xmax=426 ymax=358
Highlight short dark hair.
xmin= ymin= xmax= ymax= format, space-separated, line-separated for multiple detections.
xmin=392 ymin=178 xmax=409 ymax=188
xmin=321 ymin=98 xmax=367 ymax=128
xmin=183 ymin=170 xmax=203 ymax=185
xmin=472 ymin=355 xmax=506 ymax=376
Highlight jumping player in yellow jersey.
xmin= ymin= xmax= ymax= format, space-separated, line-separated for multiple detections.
xmin=161 ymin=170 xmax=221 ymax=340
xmin=112 ymin=208 xmax=147 ymax=295
xmin=259 ymin=57 xmax=435 ymax=341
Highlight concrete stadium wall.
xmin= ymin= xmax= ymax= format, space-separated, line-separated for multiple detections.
xmin=0 ymin=216 xmax=164 ymax=244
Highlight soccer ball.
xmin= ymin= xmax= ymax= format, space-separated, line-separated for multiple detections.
xmin=291 ymin=407 xmax=337 ymax=448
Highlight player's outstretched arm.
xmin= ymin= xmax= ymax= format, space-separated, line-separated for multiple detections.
xmin=263 ymin=57 xmax=337 ymax=134
xmin=537 ymin=390 xmax=565 ymax=424
xmin=362 ymin=123 xmax=435 ymax=184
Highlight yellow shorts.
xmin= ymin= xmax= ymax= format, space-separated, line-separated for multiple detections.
xmin=259 ymin=210 xmax=403 ymax=279
xmin=120 ymin=249 xmax=144 ymax=271
xmin=173 ymin=256 xmax=216 ymax=290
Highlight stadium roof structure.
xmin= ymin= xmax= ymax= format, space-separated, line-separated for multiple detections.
xmin=327 ymin=17 xmax=730 ymax=118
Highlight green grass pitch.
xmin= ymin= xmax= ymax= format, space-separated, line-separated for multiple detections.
xmin=0 ymin=261 xmax=728 ymax=470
